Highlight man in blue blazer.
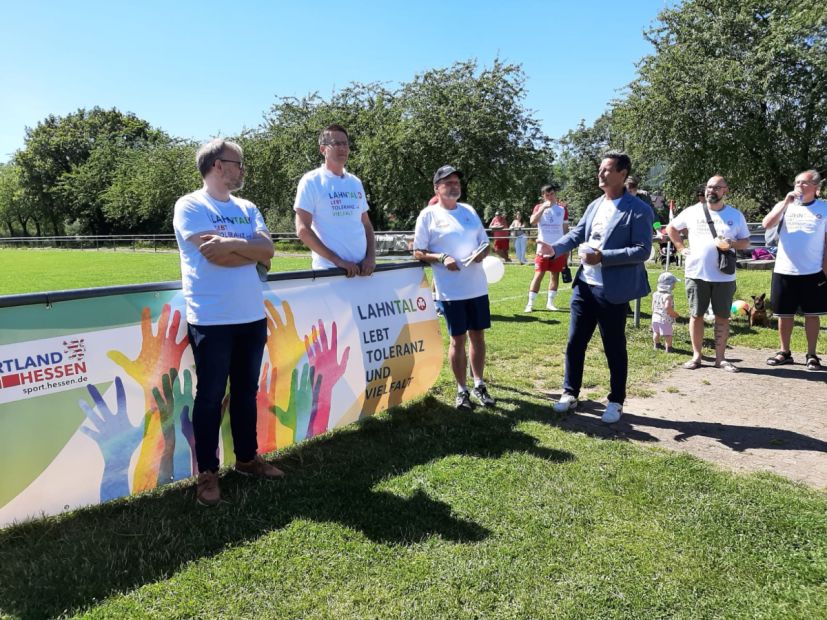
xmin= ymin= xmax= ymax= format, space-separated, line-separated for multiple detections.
xmin=546 ymin=152 xmax=653 ymax=423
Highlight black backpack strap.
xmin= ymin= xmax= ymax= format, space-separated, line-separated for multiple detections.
xmin=701 ymin=202 xmax=718 ymax=239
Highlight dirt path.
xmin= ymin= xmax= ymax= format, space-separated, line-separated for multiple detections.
xmin=557 ymin=346 xmax=827 ymax=489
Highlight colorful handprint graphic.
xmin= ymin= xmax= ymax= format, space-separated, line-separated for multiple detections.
xmin=264 ymin=299 xmax=307 ymax=412
xmin=151 ymin=368 xmax=195 ymax=482
xmin=79 ymin=377 xmax=142 ymax=501
xmin=108 ymin=305 xmax=189 ymax=403
xmin=276 ymin=363 xmax=320 ymax=445
xmin=256 ymin=362 xmax=279 ymax=453
xmin=107 ymin=304 xmax=190 ymax=490
xmin=304 ymin=320 xmax=350 ymax=438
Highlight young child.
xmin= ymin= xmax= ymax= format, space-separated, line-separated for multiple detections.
xmin=651 ymin=272 xmax=681 ymax=352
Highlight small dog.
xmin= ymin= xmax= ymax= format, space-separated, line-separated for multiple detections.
xmin=750 ymin=293 xmax=769 ymax=327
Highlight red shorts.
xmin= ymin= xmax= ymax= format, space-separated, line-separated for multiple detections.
xmin=534 ymin=253 xmax=568 ymax=273
xmin=493 ymin=238 xmax=510 ymax=251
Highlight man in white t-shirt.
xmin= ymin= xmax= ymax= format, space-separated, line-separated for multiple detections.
xmin=173 ymin=139 xmax=283 ymax=506
xmin=761 ymin=169 xmax=827 ymax=371
xmin=294 ymin=124 xmax=376 ymax=277
xmin=413 ymin=165 xmax=496 ymax=411
xmin=524 ymin=184 xmax=570 ymax=312
xmin=666 ymin=175 xmax=751 ymax=372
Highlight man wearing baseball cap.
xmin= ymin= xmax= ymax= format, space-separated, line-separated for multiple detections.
xmin=413 ymin=166 xmax=497 ymax=410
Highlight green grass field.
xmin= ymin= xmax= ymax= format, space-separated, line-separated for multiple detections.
xmin=0 ymin=249 xmax=824 ymax=619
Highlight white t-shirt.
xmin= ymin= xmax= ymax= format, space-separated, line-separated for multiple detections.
xmin=534 ymin=202 xmax=568 ymax=254
xmin=670 ymin=202 xmax=749 ymax=282
xmin=173 ymin=189 xmax=269 ymax=326
xmin=581 ymin=196 xmax=621 ymax=287
xmin=775 ymin=199 xmax=827 ymax=275
xmin=413 ymin=203 xmax=489 ymax=301
xmin=293 ymin=165 xmax=369 ymax=269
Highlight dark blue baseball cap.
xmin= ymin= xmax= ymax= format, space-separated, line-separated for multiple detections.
xmin=433 ymin=165 xmax=463 ymax=184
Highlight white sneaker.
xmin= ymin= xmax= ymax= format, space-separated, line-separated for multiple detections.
xmin=546 ymin=302 xmax=559 ymax=311
xmin=552 ymin=393 xmax=578 ymax=413
xmin=524 ymin=304 xmax=533 ymax=313
xmin=602 ymin=402 xmax=623 ymax=424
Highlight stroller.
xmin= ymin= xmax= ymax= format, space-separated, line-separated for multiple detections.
xmin=657 ymin=241 xmax=676 ymax=266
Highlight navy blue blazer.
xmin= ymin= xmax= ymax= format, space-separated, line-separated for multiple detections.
xmin=551 ymin=191 xmax=653 ymax=304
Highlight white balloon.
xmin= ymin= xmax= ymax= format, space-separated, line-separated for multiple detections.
xmin=481 ymin=256 xmax=505 ymax=284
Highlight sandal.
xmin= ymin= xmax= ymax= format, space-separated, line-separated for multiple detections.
xmin=766 ymin=351 xmax=794 ymax=366
xmin=682 ymin=359 xmax=702 ymax=370
xmin=715 ymin=360 xmax=740 ymax=373
xmin=805 ymin=354 xmax=823 ymax=371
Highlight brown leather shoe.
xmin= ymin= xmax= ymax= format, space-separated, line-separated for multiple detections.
xmin=196 ymin=471 xmax=221 ymax=506
xmin=234 ymin=455 xmax=285 ymax=480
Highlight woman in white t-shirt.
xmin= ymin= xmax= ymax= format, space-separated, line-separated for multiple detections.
xmin=510 ymin=212 xmax=527 ymax=264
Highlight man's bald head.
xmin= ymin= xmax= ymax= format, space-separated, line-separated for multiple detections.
xmin=705 ymin=176 xmax=728 ymax=205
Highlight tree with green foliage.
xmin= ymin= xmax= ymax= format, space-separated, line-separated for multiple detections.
xmin=0 ymin=163 xmax=28 ymax=236
xmin=555 ymin=114 xmax=614 ymax=221
xmin=394 ymin=59 xmax=554 ymax=226
xmin=8 ymin=60 xmax=554 ymax=235
xmin=103 ymin=139 xmax=200 ymax=233
xmin=613 ymin=0 xmax=827 ymax=212
xmin=244 ymin=59 xmax=554 ymax=230
xmin=14 ymin=107 xmax=164 ymax=235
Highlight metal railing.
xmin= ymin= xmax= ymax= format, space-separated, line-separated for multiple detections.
xmin=0 ymin=228 xmax=551 ymax=254
xmin=0 ymin=224 xmax=769 ymax=253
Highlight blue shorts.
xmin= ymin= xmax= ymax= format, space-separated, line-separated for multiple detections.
xmin=441 ymin=295 xmax=491 ymax=336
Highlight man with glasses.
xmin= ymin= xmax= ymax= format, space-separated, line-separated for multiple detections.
xmin=173 ymin=139 xmax=283 ymax=506
xmin=294 ymin=124 xmax=376 ymax=277
xmin=762 ymin=170 xmax=827 ymax=371
xmin=666 ymin=176 xmax=750 ymax=372
xmin=413 ymin=165 xmax=496 ymax=410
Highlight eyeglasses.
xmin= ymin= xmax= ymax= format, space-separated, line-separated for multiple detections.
xmin=218 ymin=159 xmax=244 ymax=170
xmin=323 ymin=140 xmax=350 ymax=148
xmin=706 ymin=185 xmax=727 ymax=191
xmin=795 ymin=179 xmax=816 ymax=186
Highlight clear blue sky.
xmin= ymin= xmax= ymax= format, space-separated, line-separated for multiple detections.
xmin=0 ymin=0 xmax=673 ymax=161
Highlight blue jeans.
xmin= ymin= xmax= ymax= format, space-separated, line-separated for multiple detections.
xmin=187 ymin=319 xmax=267 ymax=473
xmin=563 ymin=279 xmax=629 ymax=404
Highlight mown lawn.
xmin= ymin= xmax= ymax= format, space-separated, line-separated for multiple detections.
xmin=0 ymin=248 xmax=315 ymax=294
xmin=0 ymin=250 xmax=824 ymax=619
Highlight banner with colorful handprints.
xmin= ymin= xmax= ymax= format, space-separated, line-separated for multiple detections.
xmin=0 ymin=265 xmax=442 ymax=527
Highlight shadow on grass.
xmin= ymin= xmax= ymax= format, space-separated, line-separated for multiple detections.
xmin=489 ymin=313 xmax=559 ymax=324
xmin=728 ymin=321 xmax=765 ymax=336
xmin=0 ymin=396 xmax=572 ymax=619
xmin=551 ymin=410 xmax=827 ymax=454
xmin=651 ymin=345 xmax=694 ymax=356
